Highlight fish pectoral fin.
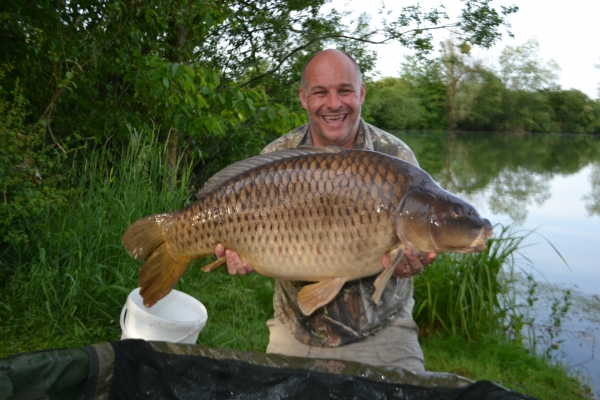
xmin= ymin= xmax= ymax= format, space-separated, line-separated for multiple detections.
xmin=372 ymin=246 xmax=406 ymax=304
xmin=200 ymin=256 xmax=227 ymax=272
xmin=297 ymin=278 xmax=346 ymax=316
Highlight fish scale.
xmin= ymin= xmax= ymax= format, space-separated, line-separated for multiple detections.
xmin=192 ymin=149 xmax=398 ymax=279
xmin=123 ymin=146 xmax=493 ymax=315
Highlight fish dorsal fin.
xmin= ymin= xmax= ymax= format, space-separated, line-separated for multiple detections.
xmin=297 ymin=277 xmax=346 ymax=316
xmin=196 ymin=146 xmax=345 ymax=199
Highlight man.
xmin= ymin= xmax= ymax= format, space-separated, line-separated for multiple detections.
xmin=215 ymin=49 xmax=436 ymax=372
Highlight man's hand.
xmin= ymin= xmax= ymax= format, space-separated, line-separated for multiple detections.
xmin=381 ymin=249 xmax=436 ymax=278
xmin=215 ymin=244 xmax=255 ymax=275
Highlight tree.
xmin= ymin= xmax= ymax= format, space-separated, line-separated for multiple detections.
xmin=399 ymin=56 xmax=447 ymax=129
xmin=363 ymin=78 xmax=422 ymax=130
xmin=455 ymin=69 xmax=505 ymax=131
xmin=438 ymin=38 xmax=481 ymax=129
xmin=500 ymin=90 xmax=557 ymax=132
xmin=545 ymin=89 xmax=600 ymax=133
xmin=0 ymin=0 xmax=519 ymax=168
xmin=596 ymin=58 xmax=600 ymax=99
xmin=497 ymin=38 xmax=561 ymax=92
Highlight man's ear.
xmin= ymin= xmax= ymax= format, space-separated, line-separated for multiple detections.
xmin=299 ymin=87 xmax=308 ymax=110
xmin=360 ymin=82 xmax=366 ymax=104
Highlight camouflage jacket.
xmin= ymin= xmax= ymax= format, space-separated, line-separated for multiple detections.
xmin=261 ymin=119 xmax=420 ymax=347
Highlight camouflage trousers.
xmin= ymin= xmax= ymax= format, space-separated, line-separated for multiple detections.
xmin=265 ymin=316 xmax=425 ymax=373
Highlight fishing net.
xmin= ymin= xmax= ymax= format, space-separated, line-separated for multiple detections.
xmin=0 ymin=339 xmax=538 ymax=400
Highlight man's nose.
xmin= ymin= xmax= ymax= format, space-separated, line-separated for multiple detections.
xmin=325 ymin=92 xmax=342 ymax=109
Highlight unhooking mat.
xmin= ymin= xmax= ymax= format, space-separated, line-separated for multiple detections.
xmin=0 ymin=339 xmax=538 ymax=400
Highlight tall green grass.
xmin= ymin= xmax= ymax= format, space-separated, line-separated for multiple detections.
xmin=0 ymin=132 xmax=193 ymax=353
xmin=412 ymin=225 xmax=570 ymax=346
xmin=0 ymin=131 xmax=275 ymax=356
xmin=413 ymin=224 xmax=529 ymax=341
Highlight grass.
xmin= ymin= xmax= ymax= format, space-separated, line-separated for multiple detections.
xmin=413 ymin=224 xmax=531 ymax=341
xmin=0 ymin=132 xmax=592 ymax=398
xmin=421 ymin=334 xmax=592 ymax=399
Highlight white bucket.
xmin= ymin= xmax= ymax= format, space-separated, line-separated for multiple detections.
xmin=120 ymin=287 xmax=208 ymax=344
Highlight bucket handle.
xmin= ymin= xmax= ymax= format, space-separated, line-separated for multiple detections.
xmin=120 ymin=305 xmax=129 ymax=337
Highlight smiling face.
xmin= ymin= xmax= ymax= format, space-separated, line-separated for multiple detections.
xmin=299 ymin=50 xmax=366 ymax=149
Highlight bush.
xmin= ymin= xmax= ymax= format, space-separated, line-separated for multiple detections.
xmin=0 ymin=84 xmax=69 ymax=246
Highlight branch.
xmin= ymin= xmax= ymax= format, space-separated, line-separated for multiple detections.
xmin=241 ymin=23 xmax=460 ymax=87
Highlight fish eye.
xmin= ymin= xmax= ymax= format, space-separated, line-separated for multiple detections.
xmin=452 ymin=209 xmax=461 ymax=220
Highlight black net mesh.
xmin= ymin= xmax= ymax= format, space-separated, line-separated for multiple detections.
xmin=1 ymin=340 xmax=539 ymax=400
xmin=108 ymin=340 xmax=537 ymax=400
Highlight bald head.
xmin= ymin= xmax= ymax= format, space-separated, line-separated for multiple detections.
xmin=298 ymin=49 xmax=366 ymax=149
xmin=300 ymin=49 xmax=363 ymax=90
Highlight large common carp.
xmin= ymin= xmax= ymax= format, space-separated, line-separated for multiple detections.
xmin=123 ymin=146 xmax=493 ymax=315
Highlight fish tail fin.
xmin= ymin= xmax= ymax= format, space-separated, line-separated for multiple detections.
xmin=138 ymin=243 xmax=192 ymax=307
xmin=122 ymin=214 xmax=170 ymax=261
xmin=122 ymin=213 xmax=193 ymax=307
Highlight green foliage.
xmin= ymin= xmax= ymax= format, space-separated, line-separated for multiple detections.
xmin=126 ymin=53 xmax=299 ymax=145
xmin=396 ymin=57 xmax=448 ymax=129
xmin=0 ymin=130 xmax=277 ymax=355
xmin=382 ymin=1 xmax=517 ymax=53
xmin=453 ymin=70 xmax=503 ymax=131
xmin=0 ymin=1 xmax=361 ymax=146
xmin=0 ymin=0 xmax=520 ymax=153
xmin=363 ymin=78 xmax=422 ymax=130
xmin=545 ymin=89 xmax=600 ymax=134
xmin=499 ymin=90 xmax=558 ymax=132
xmin=0 ymin=84 xmax=69 ymax=246
xmin=178 ymin=265 xmax=274 ymax=352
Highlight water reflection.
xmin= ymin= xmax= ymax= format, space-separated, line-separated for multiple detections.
xmin=584 ymin=163 xmax=600 ymax=217
xmin=396 ymin=131 xmax=600 ymax=397
xmin=399 ymin=131 xmax=600 ymax=226
xmin=486 ymin=168 xmax=551 ymax=224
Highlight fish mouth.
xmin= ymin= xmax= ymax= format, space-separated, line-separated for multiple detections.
xmin=461 ymin=226 xmax=494 ymax=253
xmin=321 ymin=114 xmax=347 ymax=127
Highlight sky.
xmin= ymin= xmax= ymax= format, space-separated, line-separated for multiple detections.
xmin=325 ymin=0 xmax=600 ymax=99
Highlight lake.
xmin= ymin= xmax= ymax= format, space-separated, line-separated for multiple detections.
xmin=396 ymin=131 xmax=600 ymax=396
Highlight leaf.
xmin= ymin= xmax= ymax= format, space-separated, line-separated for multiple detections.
xmin=163 ymin=77 xmax=169 ymax=89
xmin=172 ymin=63 xmax=183 ymax=78
xmin=196 ymin=94 xmax=206 ymax=109
xmin=183 ymin=65 xmax=195 ymax=77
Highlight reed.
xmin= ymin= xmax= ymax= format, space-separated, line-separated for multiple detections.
xmin=414 ymin=223 xmax=533 ymax=341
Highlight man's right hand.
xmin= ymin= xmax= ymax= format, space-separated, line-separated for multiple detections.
xmin=215 ymin=244 xmax=255 ymax=275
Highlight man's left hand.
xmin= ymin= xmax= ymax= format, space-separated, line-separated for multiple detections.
xmin=381 ymin=250 xmax=436 ymax=278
